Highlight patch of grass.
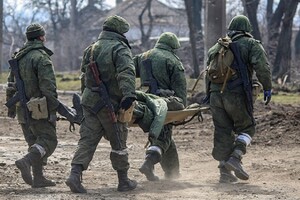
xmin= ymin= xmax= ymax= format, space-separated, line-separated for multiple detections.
xmin=257 ymin=92 xmax=300 ymax=105
xmin=0 ymin=72 xmax=9 ymax=84
xmin=56 ymin=72 xmax=81 ymax=91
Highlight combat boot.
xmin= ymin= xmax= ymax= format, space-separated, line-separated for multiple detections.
xmin=117 ymin=170 xmax=137 ymax=192
xmin=65 ymin=164 xmax=87 ymax=193
xmin=225 ymin=150 xmax=249 ymax=180
xmin=218 ymin=161 xmax=238 ymax=183
xmin=32 ymin=162 xmax=56 ymax=188
xmin=15 ymin=151 xmax=40 ymax=185
xmin=139 ymin=151 xmax=161 ymax=181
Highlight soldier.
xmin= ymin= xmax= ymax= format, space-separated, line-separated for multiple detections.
xmin=65 ymin=15 xmax=137 ymax=193
xmin=6 ymin=23 xmax=59 ymax=188
xmin=134 ymin=32 xmax=187 ymax=181
xmin=206 ymin=15 xmax=272 ymax=183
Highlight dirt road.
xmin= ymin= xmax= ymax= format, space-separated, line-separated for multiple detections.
xmin=0 ymin=90 xmax=299 ymax=200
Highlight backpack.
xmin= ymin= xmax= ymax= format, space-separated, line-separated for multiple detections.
xmin=207 ymin=36 xmax=236 ymax=85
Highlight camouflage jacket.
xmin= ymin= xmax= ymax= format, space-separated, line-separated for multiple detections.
xmin=134 ymin=43 xmax=187 ymax=106
xmin=207 ymin=33 xmax=272 ymax=92
xmin=80 ymin=30 xmax=136 ymax=111
xmin=7 ymin=40 xmax=59 ymax=123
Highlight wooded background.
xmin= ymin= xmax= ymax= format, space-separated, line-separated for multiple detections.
xmin=0 ymin=0 xmax=299 ymax=84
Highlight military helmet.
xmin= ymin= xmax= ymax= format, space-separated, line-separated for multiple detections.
xmin=156 ymin=32 xmax=180 ymax=49
xmin=228 ymin=15 xmax=252 ymax=32
xmin=103 ymin=15 xmax=130 ymax=34
xmin=26 ymin=23 xmax=45 ymax=40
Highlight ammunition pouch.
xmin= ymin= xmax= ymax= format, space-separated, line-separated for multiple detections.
xmin=26 ymin=97 xmax=48 ymax=120
xmin=252 ymin=81 xmax=262 ymax=103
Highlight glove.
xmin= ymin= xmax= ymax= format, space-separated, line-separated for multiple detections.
xmin=48 ymin=114 xmax=57 ymax=127
xmin=7 ymin=106 xmax=16 ymax=118
xmin=120 ymin=97 xmax=136 ymax=111
xmin=263 ymin=90 xmax=272 ymax=105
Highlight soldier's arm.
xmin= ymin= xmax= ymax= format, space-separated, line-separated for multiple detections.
xmin=114 ymin=46 xmax=136 ymax=99
xmin=250 ymin=41 xmax=272 ymax=91
xmin=168 ymin=59 xmax=187 ymax=106
xmin=37 ymin=56 xmax=59 ymax=115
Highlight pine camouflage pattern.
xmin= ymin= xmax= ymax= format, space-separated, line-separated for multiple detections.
xmin=134 ymin=32 xmax=187 ymax=178
xmin=6 ymin=39 xmax=58 ymax=157
xmin=206 ymin=15 xmax=272 ymax=162
xmin=72 ymin=16 xmax=136 ymax=172
xmin=134 ymin=32 xmax=187 ymax=105
xmin=228 ymin=15 xmax=253 ymax=32
xmin=10 ymin=40 xmax=59 ymax=122
xmin=80 ymin=31 xmax=136 ymax=111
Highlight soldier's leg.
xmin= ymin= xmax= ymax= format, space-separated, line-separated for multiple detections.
xmin=106 ymin=119 xmax=137 ymax=192
xmin=30 ymin=120 xmax=58 ymax=187
xmin=223 ymin=92 xmax=255 ymax=180
xmin=210 ymin=92 xmax=237 ymax=183
xmin=66 ymin=108 xmax=102 ymax=193
xmin=159 ymin=125 xmax=180 ymax=179
xmin=139 ymin=124 xmax=175 ymax=181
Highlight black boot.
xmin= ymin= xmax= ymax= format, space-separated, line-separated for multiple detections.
xmin=139 ymin=152 xmax=160 ymax=181
xmin=117 ymin=170 xmax=137 ymax=192
xmin=218 ymin=161 xmax=238 ymax=183
xmin=225 ymin=150 xmax=249 ymax=180
xmin=139 ymin=159 xmax=159 ymax=181
xmin=15 ymin=151 xmax=40 ymax=185
xmin=32 ymin=162 xmax=56 ymax=188
xmin=65 ymin=164 xmax=87 ymax=193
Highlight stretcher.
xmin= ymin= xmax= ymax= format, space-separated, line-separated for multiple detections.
xmin=129 ymin=103 xmax=210 ymax=127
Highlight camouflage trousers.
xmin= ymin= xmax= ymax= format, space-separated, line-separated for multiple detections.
xmin=20 ymin=119 xmax=57 ymax=159
xmin=71 ymin=106 xmax=130 ymax=171
xmin=150 ymin=124 xmax=180 ymax=176
xmin=209 ymin=90 xmax=255 ymax=161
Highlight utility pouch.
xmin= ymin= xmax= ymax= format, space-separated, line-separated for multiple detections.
xmin=26 ymin=96 xmax=48 ymax=120
xmin=252 ymin=81 xmax=262 ymax=103
xmin=118 ymin=101 xmax=135 ymax=123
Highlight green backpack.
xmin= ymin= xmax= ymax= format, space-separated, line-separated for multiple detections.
xmin=207 ymin=36 xmax=236 ymax=90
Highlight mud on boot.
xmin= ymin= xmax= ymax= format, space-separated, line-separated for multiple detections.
xmin=117 ymin=170 xmax=137 ymax=192
xmin=225 ymin=156 xmax=249 ymax=180
xmin=65 ymin=164 xmax=87 ymax=193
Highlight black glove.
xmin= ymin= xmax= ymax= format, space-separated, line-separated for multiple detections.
xmin=120 ymin=97 xmax=136 ymax=111
xmin=7 ymin=106 xmax=16 ymax=118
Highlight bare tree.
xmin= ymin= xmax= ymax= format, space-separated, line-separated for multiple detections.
xmin=272 ymin=0 xmax=299 ymax=81
xmin=0 ymin=0 xmax=3 ymax=74
xmin=138 ymin=0 xmax=153 ymax=49
xmin=242 ymin=0 xmax=261 ymax=40
xmin=184 ymin=0 xmax=203 ymax=78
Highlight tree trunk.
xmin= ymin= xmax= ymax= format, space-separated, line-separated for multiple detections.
xmin=184 ymin=0 xmax=201 ymax=78
xmin=0 ymin=0 xmax=3 ymax=74
xmin=272 ymin=0 xmax=299 ymax=81
xmin=139 ymin=0 xmax=153 ymax=49
xmin=267 ymin=0 xmax=286 ymax=68
xmin=242 ymin=0 xmax=261 ymax=40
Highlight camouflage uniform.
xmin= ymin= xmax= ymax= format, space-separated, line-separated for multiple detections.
xmin=134 ymin=32 xmax=187 ymax=181
xmin=65 ymin=15 xmax=137 ymax=193
xmin=6 ymin=23 xmax=58 ymax=188
xmin=206 ymin=15 xmax=272 ymax=182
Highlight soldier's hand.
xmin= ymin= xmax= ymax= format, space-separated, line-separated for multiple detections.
xmin=263 ymin=90 xmax=272 ymax=105
xmin=120 ymin=97 xmax=136 ymax=111
xmin=7 ymin=106 xmax=16 ymax=118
